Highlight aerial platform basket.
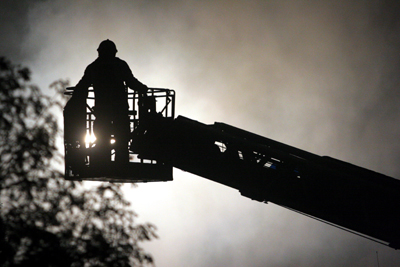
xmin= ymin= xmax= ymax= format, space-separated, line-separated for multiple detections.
xmin=63 ymin=87 xmax=175 ymax=183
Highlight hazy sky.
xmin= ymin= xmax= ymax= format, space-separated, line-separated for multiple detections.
xmin=2 ymin=0 xmax=400 ymax=266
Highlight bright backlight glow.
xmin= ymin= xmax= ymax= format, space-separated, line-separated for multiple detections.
xmin=85 ymin=133 xmax=96 ymax=147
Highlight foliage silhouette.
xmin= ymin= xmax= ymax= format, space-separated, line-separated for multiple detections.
xmin=0 ymin=57 xmax=157 ymax=266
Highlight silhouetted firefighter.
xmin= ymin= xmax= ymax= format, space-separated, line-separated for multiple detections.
xmin=72 ymin=39 xmax=148 ymax=166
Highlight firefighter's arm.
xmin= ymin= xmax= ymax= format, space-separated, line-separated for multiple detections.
xmin=73 ymin=66 xmax=91 ymax=99
xmin=122 ymin=62 xmax=148 ymax=95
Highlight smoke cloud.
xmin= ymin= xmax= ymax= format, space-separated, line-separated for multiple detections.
xmin=2 ymin=0 xmax=400 ymax=266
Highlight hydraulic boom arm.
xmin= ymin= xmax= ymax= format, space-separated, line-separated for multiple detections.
xmin=133 ymin=113 xmax=400 ymax=249
xmin=64 ymin=88 xmax=400 ymax=249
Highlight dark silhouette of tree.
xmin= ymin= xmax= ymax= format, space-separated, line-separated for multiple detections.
xmin=0 ymin=57 xmax=157 ymax=266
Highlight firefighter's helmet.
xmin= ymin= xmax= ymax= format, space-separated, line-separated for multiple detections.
xmin=97 ymin=39 xmax=117 ymax=54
